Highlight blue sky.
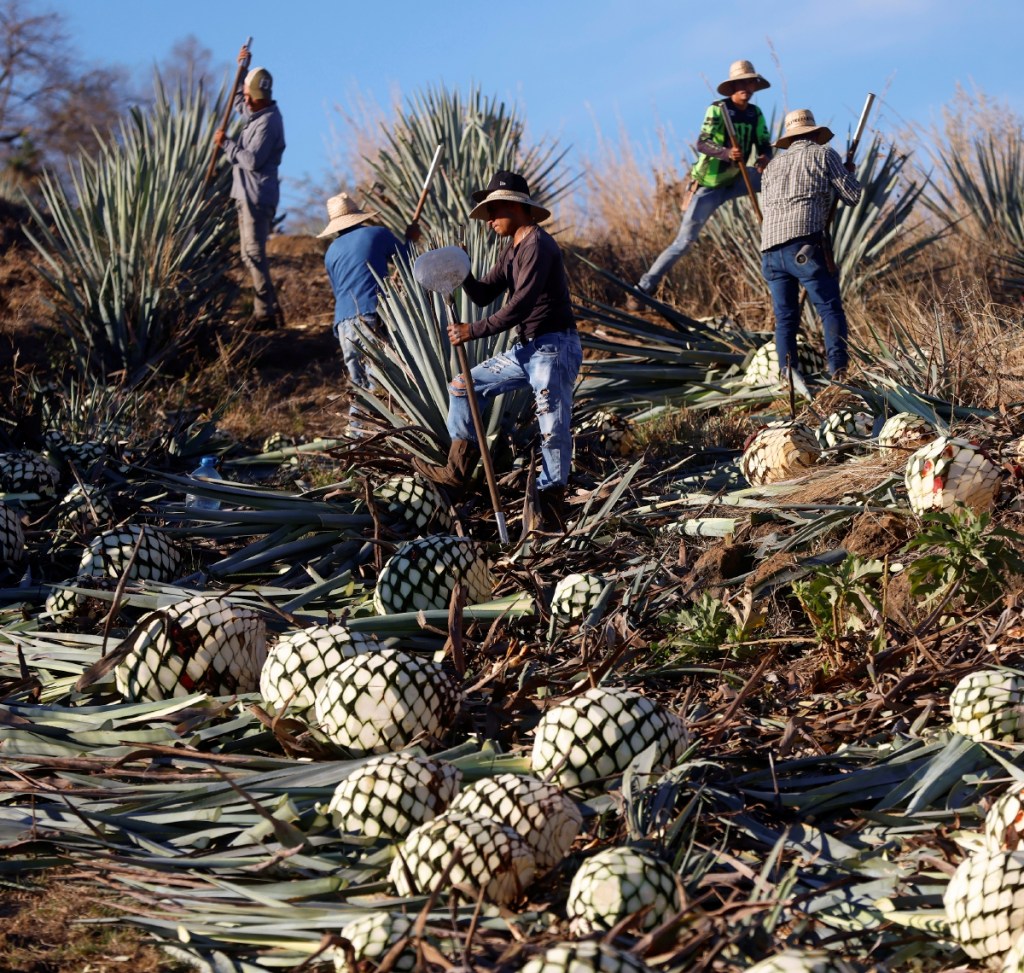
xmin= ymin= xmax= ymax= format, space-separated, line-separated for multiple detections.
xmin=59 ymin=0 xmax=1024 ymax=226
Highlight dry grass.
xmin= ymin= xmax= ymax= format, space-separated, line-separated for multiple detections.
xmin=0 ymin=875 xmax=188 ymax=973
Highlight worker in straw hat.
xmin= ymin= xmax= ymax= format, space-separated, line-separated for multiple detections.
xmin=413 ymin=171 xmax=582 ymax=532
xmin=629 ymin=59 xmax=773 ymax=307
xmin=759 ymin=108 xmax=862 ymax=382
xmin=318 ymin=193 xmax=420 ymax=433
xmin=215 ymin=46 xmax=286 ymax=329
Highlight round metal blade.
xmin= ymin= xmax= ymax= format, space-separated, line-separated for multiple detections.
xmin=413 ymin=246 xmax=471 ymax=295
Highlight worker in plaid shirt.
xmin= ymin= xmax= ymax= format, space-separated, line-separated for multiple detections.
xmin=760 ymin=109 xmax=862 ymax=381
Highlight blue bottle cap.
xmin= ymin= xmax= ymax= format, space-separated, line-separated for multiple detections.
xmin=200 ymin=455 xmax=218 ymax=465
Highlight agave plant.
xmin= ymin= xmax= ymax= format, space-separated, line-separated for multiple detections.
xmin=349 ymin=85 xmax=571 ymax=458
xmin=23 ymin=74 xmax=237 ymax=383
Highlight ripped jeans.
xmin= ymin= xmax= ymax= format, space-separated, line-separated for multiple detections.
xmin=447 ymin=330 xmax=583 ymax=491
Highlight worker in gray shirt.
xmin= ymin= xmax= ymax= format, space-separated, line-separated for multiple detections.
xmin=760 ymin=109 xmax=861 ymax=381
xmin=215 ymin=46 xmax=286 ymax=329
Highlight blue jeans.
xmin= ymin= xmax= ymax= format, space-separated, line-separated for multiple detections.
xmin=335 ymin=313 xmax=379 ymax=419
xmin=639 ymin=172 xmax=761 ymax=293
xmin=762 ymin=239 xmax=848 ymax=378
xmin=448 ymin=331 xmax=583 ymax=491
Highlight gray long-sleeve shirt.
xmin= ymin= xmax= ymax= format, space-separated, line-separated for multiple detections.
xmin=223 ymin=91 xmax=285 ymax=214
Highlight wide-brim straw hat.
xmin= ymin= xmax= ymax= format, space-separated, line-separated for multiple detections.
xmin=717 ymin=59 xmax=770 ymax=96
xmin=468 ymin=170 xmax=551 ymax=222
xmin=317 ymin=193 xmax=376 ymax=238
xmin=775 ymin=109 xmax=835 ymax=149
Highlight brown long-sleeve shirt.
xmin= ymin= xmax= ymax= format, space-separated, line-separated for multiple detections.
xmin=464 ymin=227 xmax=576 ymax=343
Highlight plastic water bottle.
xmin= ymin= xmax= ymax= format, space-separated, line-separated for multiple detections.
xmin=185 ymin=455 xmax=221 ymax=511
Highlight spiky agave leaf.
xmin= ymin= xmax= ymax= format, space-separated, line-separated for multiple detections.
xmin=79 ymin=525 xmax=182 ymax=582
xmin=566 ymin=845 xmax=681 ymax=935
xmin=740 ymin=422 xmax=820 ymax=486
xmin=114 ymin=594 xmax=267 ymax=701
xmin=335 ymin=912 xmax=416 ymax=973
xmin=325 ymin=752 xmax=461 ymax=838
xmin=313 ymin=649 xmax=462 ymax=754
xmin=905 ymin=436 xmax=1000 ymax=514
xmin=23 ymin=75 xmax=236 ymax=382
xmin=550 ymin=573 xmax=606 ymax=623
xmin=521 ymin=941 xmax=654 ymax=973
xmin=372 ymin=535 xmax=493 ymax=615
xmin=944 ymin=849 xmax=1024 ymax=964
xmin=530 ymin=687 xmax=689 ymax=791
xmin=949 ymin=669 xmax=1024 ymax=743
xmin=448 ymin=772 xmax=581 ymax=871
xmin=390 ymin=808 xmax=536 ymax=905
xmin=259 ymin=623 xmax=387 ymax=713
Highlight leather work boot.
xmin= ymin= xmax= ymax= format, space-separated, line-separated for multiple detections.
xmin=412 ymin=439 xmax=479 ymax=496
xmin=536 ymin=485 xmax=569 ymax=533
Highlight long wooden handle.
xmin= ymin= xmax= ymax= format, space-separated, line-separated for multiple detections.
xmin=204 ymin=37 xmax=252 ymax=190
xmin=447 ymin=299 xmax=509 ymax=544
xmin=411 ymin=143 xmax=444 ymax=225
xmin=825 ymin=92 xmax=876 ymax=234
xmin=720 ymin=105 xmax=762 ymax=223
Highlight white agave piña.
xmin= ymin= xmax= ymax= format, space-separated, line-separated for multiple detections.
xmin=43 ymin=576 xmax=117 ymax=625
xmin=372 ymin=534 xmax=493 ymax=614
xmin=949 ymin=669 xmax=1024 ymax=743
xmin=448 ymin=772 xmax=581 ymax=870
xmin=313 ymin=648 xmax=461 ymax=754
xmin=326 ymin=752 xmax=461 ymax=839
xmin=0 ymin=450 xmax=61 ymax=500
xmin=905 ymin=436 xmax=1000 ymax=514
xmin=742 ymin=951 xmax=861 ymax=972
xmin=79 ymin=525 xmax=182 ymax=582
xmin=115 ymin=594 xmax=267 ymax=701
xmin=816 ymin=410 xmax=874 ymax=450
xmin=521 ymin=941 xmax=653 ymax=973
xmin=1005 ymin=930 xmax=1024 ymax=973
xmin=0 ymin=502 xmax=25 ymax=563
xmin=742 ymin=338 xmax=825 ymax=386
xmin=56 ymin=483 xmax=114 ymax=533
xmin=531 ymin=687 xmax=689 ymax=791
xmin=877 ymin=412 xmax=935 ymax=451
xmin=260 ymin=623 xmax=386 ymax=712
xmin=944 ymin=849 xmax=1024 ymax=964
xmin=374 ymin=475 xmax=453 ymax=532
xmin=550 ymin=572 xmax=605 ymax=623
xmin=336 ymin=912 xmax=415 ymax=972
xmin=566 ymin=845 xmax=681 ymax=935
xmin=390 ymin=808 xmax=536 ymax=905
xmin=985 ymin=784 xmax=1024 ymax=853
xmin=740 ymin=422 xmax=820 ymax=486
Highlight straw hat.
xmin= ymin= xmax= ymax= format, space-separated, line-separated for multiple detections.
xmin=716 ymin=60 xmax=770 ymax=96
xmin=468 ymin=170 xmax=551 ymax=222
xmin=317 ymin=193 xmax=377 ymax=238
xmin=774 ymin=109 xmax=835 ymax=149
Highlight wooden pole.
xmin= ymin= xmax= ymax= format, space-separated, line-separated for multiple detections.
xmin=203 ymin=37 xmax=252 ymax=190
xmin=720 ymin=104 xmax=762 ymax=223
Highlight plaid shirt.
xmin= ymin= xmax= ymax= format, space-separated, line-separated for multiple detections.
xmin=760 ymin=140 xmax=862 ymax=251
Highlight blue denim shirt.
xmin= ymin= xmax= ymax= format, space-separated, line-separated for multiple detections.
xmin=224 ymin=94 xmax=285 ymax=215
xmin=325 ymin=225 xmax=410 ymax=322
